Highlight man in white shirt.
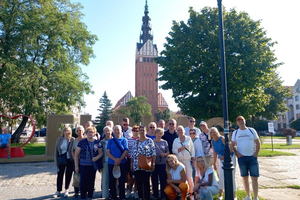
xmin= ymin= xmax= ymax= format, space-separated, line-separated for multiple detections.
xmin=231 ymin=116 xmax=261 ymax=200
xmin=184 ymin=117 xmax=201 ymax=137
xmin=121 ymin=118 xmax=132 ymax=139
xmin=198 ymin=121 xmax=214 ymax=166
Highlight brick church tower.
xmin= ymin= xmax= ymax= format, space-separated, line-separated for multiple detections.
xmin=135 ymin=0 xmax=158 ymax=116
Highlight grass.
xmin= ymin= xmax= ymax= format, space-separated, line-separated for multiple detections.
xmin=287 ymin=185 xmax=300 ymax=189
xmin=12 ymin=143 xmax=46 ymax=155
xmin=261 ymin=143 xmax=300 ymax=149
xmin=258 ymin=149 xmax=296 ymax=157
xmin=260 ymin=136 xmax=300 ymax=140
xmin=212 ymin=190 xmax=264 ymax=200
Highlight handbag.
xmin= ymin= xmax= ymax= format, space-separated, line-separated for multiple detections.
xmin=137 ymin=140 xmax=152 ymax=170
xmin=87 ymin=140 xmax=103 ymax=170
xmin=57 ymin=140 xmax=70 ymax=165
xmin=72 ymin=172 xmax=80 ymax=187
xmin=57 ymin=153 xmax=67 ymax=165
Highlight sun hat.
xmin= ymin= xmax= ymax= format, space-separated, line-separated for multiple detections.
xmin=113 ymin=165 xmax=121 ymax=178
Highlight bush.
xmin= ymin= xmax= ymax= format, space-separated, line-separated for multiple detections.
xmin=30 ymin=136 xmax=37 ymax=143
xmin=283 ymin=128 xmax=296 ymax=138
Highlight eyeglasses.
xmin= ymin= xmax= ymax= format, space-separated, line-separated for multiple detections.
xmin=197 ymin=160 xmax=205 ymax=163
xmin=123 ymin=124 xmax=129 ymax=126
xmin=190 ymin=121 xmax=195 ymax=123
xmin=237 ymin=119 xmax=244 ymax=121
xmin=88 ymin=131 xmax=95 ymax=134
xmin=189 ymin=132 xmax=196 ymax=135
xmin=132 ymin=130 xmax=138 ymax=132
xmin=150 ymin=127 xmax=155 ymax=129
xmin=169 ymin=123 xmax=174 ymax=125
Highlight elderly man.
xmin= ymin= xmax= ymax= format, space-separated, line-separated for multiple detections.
xmin=184 ymin=117 xmax=201 ymax=137
xmin=0 ymin=128 xmax=11 ymax=159
xmin=157 ymin=119 xmax=165 ymax=130
xmin=231 ymin=116 xmax=260 ymax=200
xmin=162 ymin=119 xmax=178 ymax=154
xmin=121 ymin=118 xmax=132 ymax=139
xmin=199 ymin=121 xmax=214 ymax=166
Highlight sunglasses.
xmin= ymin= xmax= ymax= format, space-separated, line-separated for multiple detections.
xmin=150 ymin=127 xmax=155 ymax=129
xmin=189 ymin=132 xmax=196 ymax=135
xmin=132 ymin=130 xmax=139 ymax=132
xmin=190 ymin=121 xmax=195 ymax=123
xmin=123 ymin=124 xmax=129 ymax=126
xmin=169 ymin=123 xmax=174 ymax=125
xmin=237 ymin=119 xmax=244 ymax=121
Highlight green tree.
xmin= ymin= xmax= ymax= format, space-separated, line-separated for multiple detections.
xmin=155 ymin=107 xmax=171 ymax=122
xmin=290 ymin=119 xmax=300 ymax=131
xmin=118 ymin=96 xmax=152 ymax=124
xmin=156 ymin=7 xmax=286 ymax=122
xmin=96 ymin=91 xmax=113 ymax=133
xmin=0 ymin=0 xmax=97 ymax=142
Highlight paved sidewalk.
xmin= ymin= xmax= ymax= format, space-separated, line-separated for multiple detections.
xmin=0 ymin=149 xmax=299 ymax=200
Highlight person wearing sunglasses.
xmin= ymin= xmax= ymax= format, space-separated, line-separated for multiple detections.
xmin=189 ymin=128 xmax=204 ymax=182
xmin=162 ymin=119 xmax=178 ymax=154
xmin=184 ymin=117 xmax=201 ymax=138
xmin=199 ymin=121 xmax=214 ymax=167
xmin=147 ymin=122 xmax=157 ymax=140
xmin=121 ymin=117 xmax=132 ymax=139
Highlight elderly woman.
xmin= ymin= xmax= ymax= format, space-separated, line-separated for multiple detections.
xmin=209 ymin=127 xmax=237 ymax=200
xmin=172 ymin=125 xmax=195 ymax=199
xmin=193 ymin=156 xmax=219 ymax=200
xmin=71 ymin=125 xmax=85 ymax=198
xmin=53 ymin=125 xmax=75 ymax=198
xmin=147 ymin=122 xmax=157 ymax=140
xmin=126 ymin=125 xmax=140 ymax=199
xmin=131 ymin=125 xmax=156 ymax=200
xmin=74 ymin=127 xmax=103 ymax=200
xmin=106 ymin=125 xmax=129 ymax=200
xmin=164 ymin=154 xmax=189 ymax=200
xmin=153 ymin=128 xmax=169 ymax=200
xmin=100 ymin=126 xmax=113 ymax=200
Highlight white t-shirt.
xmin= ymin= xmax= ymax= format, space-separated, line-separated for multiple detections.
xmin=184 ymin=127 xmax=201 ymax=138
xmin=169 ymin=163 xmax=185 ymax=181
xmin=231 ymin=128 xmax=259 ymax=156
xmin=195 ymin=167 xmax=218 ymax=187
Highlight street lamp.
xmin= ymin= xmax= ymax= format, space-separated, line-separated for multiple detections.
xmin=217 ymin=0 xmax=234 ymax=199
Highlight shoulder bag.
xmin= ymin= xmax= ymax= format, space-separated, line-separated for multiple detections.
xmin=137 ymin=140 xmax=152 ymax=170
xmin=57 ymin=139 xmax=70 ymax=165
xmin=87 ymin=140 xmax=103 ymax=170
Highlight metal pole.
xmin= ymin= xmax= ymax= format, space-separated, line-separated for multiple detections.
xmin=217 ymin=1 xmax=234 ymax=199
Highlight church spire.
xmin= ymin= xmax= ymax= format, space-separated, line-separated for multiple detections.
xmin=140 ymin=0 xmax=153 ymax=44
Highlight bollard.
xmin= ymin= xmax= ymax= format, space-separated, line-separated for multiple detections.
xmin=286 ymin=135 xmax=292 ymax=145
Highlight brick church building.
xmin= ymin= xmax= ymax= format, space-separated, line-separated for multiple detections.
xmin=113 ymin=1 xmax=168 ymax=117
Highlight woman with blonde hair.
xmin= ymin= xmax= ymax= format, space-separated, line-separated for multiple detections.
xmin=53 ymin=125 xmax=75 ymax=198
xmin=193 ymin=156 xmax=219 ymax=200
xmin=164 ymin=154 xmax=189 ymax=200
xmin=209 ymin=127 xmax=237 ymax=200
xmin=147 ymin=122 xmax=157 ymax=140
xmin=172 ymin=125 xmax=195 ymax=199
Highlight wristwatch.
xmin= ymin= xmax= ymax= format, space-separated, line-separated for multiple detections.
xmin=152 ymin=163 xmax=155 ymax=166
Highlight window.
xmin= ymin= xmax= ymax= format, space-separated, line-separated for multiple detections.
xmin=296 ymin=104 xmax=300 ymax=110
xmin=143 ymin=57 xmax=146 ymax=62
xmin=295 ymin=96 xmax=299 ymax=101
xmin=151 ymin=58 xmax=153 ymax=62
xmin=147 ymin=58 xmax=149 ymax=62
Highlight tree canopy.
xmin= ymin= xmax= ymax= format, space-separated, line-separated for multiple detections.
xmin=117 ymin=96 xmax=152 ymax=125
xmin=155 ymin=108 xmax=171 ymax=122
xmin=95 ymin=91 xmax=113 ymax=132
xmin=156 ymin=7 xmax=290 ymax=122
xmin=0 ymin=0 xmax=97 ymax=141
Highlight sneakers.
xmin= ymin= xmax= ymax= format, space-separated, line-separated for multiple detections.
xmin=242 ymin=196 xmax=251 ymax=200
xmin=53 ymin=191 xmax=60 ymax=198
xmin=64 ymin=190 xmax=69 ymax=197
xmin=218 ymin=196 xmax=223 ymax=200
xmin=7 ymin=155 xmax=11 ymax=159
xmin=125 ymin=190 xmax=131 ymax=198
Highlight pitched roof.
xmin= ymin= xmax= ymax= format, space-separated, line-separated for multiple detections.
xmin=113 ymin=91 xmax=133 ymax=111
xmin=158 ymin=92 xmax=168 ymax=108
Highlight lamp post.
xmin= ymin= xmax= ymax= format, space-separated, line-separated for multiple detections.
xmin=217 ymin=0 xmax=234 ymax=199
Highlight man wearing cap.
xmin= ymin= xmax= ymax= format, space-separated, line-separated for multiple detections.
xmin=184 ymin=117 xmax=201 ymax=137
xmin=231 ymin=116 xmax=260 ymax=200
xmin=199 ymin=121 xmax=214 ymax=166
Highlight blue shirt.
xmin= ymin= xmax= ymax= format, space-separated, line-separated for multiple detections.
xmin=107 ymin=137 xmax=128 ymax=165
xmin=0 ymin=133 xmax=11 ymax=145
xmin=77 ymin=139 xmax=102 ymax=166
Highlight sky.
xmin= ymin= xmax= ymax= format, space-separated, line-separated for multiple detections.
xmin=70 ymin=0 xmax=300 ymax=120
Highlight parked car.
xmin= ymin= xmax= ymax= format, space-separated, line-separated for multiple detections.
xmin=34 ymin=128 xmax=47 ymax=137
xmin=297 ymin=131 xmax=300 ymax=137
xmin=22 ymin=129 xmax=31 ymax=136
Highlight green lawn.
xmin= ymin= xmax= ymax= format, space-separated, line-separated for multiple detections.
xmin=213 ymin=190 xmax=264 ymax=200
xmin=260 ymin=136 xmax=300 ymax=140
xmin=261 ymin=143 xmax=300 ymax=149
xmin=12 ymin=143 xmax=46 ymax=155
xmin=258 ymin=149 xmax=296 ymax=157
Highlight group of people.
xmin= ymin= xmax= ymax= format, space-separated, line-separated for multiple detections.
xmin=53 ymin=116 xmax=261 ymax=200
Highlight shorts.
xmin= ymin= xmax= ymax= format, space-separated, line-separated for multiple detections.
xmin=238 ymin=156 xmax=259 ymax=177
xmin=0 ymin=143 xmax=8 ymax=148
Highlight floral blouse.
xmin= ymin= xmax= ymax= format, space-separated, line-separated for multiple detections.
xmin=131 ymin=138 xmax=156 ymax=172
